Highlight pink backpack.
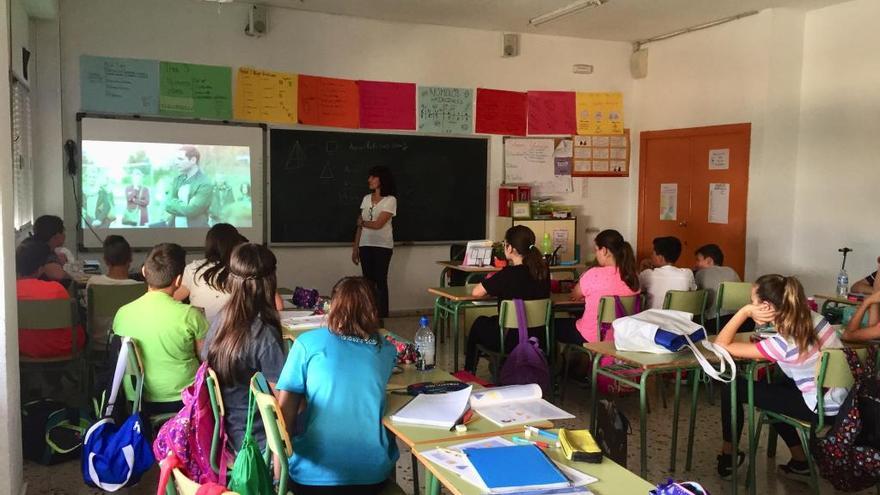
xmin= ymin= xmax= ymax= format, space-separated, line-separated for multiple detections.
xmin=152 ymin=363 xmax=228 ymax=485
xmin=499 ymin=299 xmax=551 ymax=397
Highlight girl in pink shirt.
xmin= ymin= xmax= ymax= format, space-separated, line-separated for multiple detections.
xmin=556 ymin=229 xmax=640 ymax=344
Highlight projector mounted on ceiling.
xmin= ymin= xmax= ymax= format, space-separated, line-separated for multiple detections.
xmin=529 ymin=0 xmax=610 ymax=27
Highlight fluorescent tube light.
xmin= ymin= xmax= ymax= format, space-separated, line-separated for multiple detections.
xmin=529 ymin=0 xmax=609 ymax=27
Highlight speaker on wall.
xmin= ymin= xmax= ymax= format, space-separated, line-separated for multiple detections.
xmin=630 ymin=48 xmax=648 ymax=79
xmin=502 ymin=33 xmax=520 ymax=57
xmin=246 ymin=5 xmax=269 ymax=37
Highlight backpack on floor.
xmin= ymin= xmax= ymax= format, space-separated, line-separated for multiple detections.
xmin=153 ymin=362 xmax=229 ymax=485
xmin=22 ymin=399 xmax=90 ymax=465
xmin=498 ymin=299 xmax=551 ymax=397
xmin=594 ymin=399 xmax=630 ymax=467
xmin=811 ymin=346 xmax=880 ymax=492
xmin=82 ymin=337 xmax=155 ymax=491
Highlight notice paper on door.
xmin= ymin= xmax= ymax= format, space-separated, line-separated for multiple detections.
xmin=709 ymin=148 xmax=730 ymax=170
xmin=709 ymin=183 xmax=730 ymax=224
xmin=660 ymin=183 xmax=678 ymax=221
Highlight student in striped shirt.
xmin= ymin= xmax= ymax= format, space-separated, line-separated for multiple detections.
xmin=714 ymin=274 xmax=846 ymax=482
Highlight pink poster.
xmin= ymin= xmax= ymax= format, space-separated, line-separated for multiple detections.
xmin=357 ymin=80 xmax=416 ymax=130
xmin=527 ymin=91 xmax=576 ymax=135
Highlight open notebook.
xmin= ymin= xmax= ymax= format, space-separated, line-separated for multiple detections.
xmin=470 ymin=384 xmax=574 ymax=427
xmin=389 ymin=386 xmax=472 ymax=429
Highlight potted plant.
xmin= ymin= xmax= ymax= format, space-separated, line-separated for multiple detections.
xmin=492 ymin=242 xmax=507 ymax=268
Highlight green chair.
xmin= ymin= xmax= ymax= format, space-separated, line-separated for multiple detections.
xmin=714 ymin=282 xmax=753 ymax=333
xmin=120 ymin=338 xmax=177 ymax=428
xmin=87 ymin=283 xmax=147 ymax=351
xmin=18 ymin=299 xmax=84 ymax=400
xmin=663 ymin=289 xmax=709 ymax=326
xmin=752 ymin=348 xmax=868 ymax=495
xmin=475 ymin=299 xmax=552 ymax=382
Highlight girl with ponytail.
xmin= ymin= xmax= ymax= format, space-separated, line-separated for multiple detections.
xmin=555 ymin=229 xmax=640 ymax=345
xmin=713 ymin=274 xmax=846 ymax=481
xmin=464 ymin=225 xmax=550 ymax=373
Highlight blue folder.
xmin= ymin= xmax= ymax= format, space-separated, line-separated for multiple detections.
xmin=463 ymin=445 xmax=571 ymax=493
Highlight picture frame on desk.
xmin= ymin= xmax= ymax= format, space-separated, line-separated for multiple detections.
xmin=511 ymin=201 xmax=531 ymax=219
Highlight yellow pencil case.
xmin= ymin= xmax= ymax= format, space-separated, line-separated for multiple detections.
xmin=559 ymin=428 xmax=603 ymax=463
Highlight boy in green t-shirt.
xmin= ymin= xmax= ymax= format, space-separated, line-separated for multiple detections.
xmin=114 ymin=242 xmax=208 ymax=414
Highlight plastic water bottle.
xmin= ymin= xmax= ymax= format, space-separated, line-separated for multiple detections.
xmin=837 ymin=269 xmax=849 ymax=297
xmin=541 ymin=232 xmax=552 ymax=255
xmin=414 ymin=316 xmax=435 ymax=371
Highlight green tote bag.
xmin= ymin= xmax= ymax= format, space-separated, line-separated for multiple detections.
xmin=228 ymin=389 xmax=275 ymax=495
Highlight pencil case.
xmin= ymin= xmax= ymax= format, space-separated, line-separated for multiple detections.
xmin=559 ymin=428 xmax=603 ymax=463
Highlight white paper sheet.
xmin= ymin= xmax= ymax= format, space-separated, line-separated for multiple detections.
xmin=660 ymin=183 xmax=678 ymax=221
xmin=708 ymin=183 xmax=730 ymax=224
xmin=505 ymin=138 xmax=573 ymax=195
xmin=708 ymin=148 xmax=730 ymax=170
xmin=390 ymin=386 xmax=473 ymax=428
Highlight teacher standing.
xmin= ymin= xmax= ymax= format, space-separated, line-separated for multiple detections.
xmin=352 ymin=166 xmax=397 ymax=318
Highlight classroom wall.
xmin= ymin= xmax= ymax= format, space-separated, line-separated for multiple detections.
xmin=11 ymin=0 xmax=30 ymax=82
xmin=791 ymin=0 xmax=880 ymax=292
xmin=52 ymin=0 xmax=635 ymax=311
xmin=631 ymin=9 xmax=806 ymax=283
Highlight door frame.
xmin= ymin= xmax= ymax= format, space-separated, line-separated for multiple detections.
xmin=637 ymin=122 xmax=751 ymax=268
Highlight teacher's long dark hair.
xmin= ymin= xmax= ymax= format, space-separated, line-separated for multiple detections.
xmin=207 ymin=243 xmax=282 ymax=385
xmin=367 ymin=165 xmax=396 ymax=197
xmin=505 ymin=225 xmax=548 ymax=282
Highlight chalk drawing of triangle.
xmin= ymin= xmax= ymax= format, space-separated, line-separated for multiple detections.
xmin=319 ymin=162 xmax=334 ymax=180
xmin=284 ymin=141 xmax=306 ymax=170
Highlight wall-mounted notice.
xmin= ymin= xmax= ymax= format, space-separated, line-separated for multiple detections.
xmin=358 ymin=80 xmax=416 ymax=130
xmin=709 ymin=148 xmax=730 ymax=170
xmin=159 ymin=62 xmax=232 ymax=120
xmin=504 ymin=138 xmax=572 ymax=196
xmin=572 ymin=129 xmax=630 ymax=177
xmin=554 ymin=138 xmax=573 ymax=176
xmin=527 ymin=91 xmax=575 ymax=135
xmin=297 ymin=75 xmax=359 ymax=128
xmin=80 ymin=55 xmax=159 ymax=114
xmin=475 ymin=88 xmax=527 ymax=136
xmin=660 ymin=183 xmax=678 ymax=221
xmin=233 ymin=67 xmax=297 ymax=124
xmin=552 ymin=229 xmax=570 ymax=254
xmin=418 ymin=86 xmax=473 ymax=134
xmin=709 ymin=183 xmax=730 ymax=224
xmin=576 ymin=92 xmax=624 ymax=135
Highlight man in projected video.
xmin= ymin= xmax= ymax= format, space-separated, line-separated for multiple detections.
xmin=165 ymin=145 xmax=214 ymax=228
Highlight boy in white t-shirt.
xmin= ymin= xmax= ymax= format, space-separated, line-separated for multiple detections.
xmin=86 ymin=235 xmax=141 ymax=347
xmin=639 ymin=236 xmax=696 ymax=309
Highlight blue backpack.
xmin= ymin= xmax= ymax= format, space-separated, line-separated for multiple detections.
xmin=82 ymin=337 xmax=155 ymax=491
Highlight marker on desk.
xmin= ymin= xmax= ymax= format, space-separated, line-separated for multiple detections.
xmin=511 ymin=435 xmax=550 ymax=449
xmin=524 ymin=426 xmax=562 ymax=447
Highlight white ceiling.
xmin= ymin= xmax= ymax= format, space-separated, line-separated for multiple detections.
xmin=258 ymin=0 xmax=850 ymax=42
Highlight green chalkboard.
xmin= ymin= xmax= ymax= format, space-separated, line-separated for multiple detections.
xmin=270 ymin=129 xmax=488 ymax=244
xmin=159 ymin=62 xmax=232 ymax=120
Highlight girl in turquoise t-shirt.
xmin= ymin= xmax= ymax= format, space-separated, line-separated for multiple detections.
xmin=277 ymin=277 xmax=398 ymax=495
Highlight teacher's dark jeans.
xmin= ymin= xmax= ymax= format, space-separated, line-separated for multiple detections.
xmin=359 ymin=246 xmax=393 ymax=318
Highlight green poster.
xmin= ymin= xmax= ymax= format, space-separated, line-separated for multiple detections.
xmin=159 ymin=62 xmax=232 ymax=120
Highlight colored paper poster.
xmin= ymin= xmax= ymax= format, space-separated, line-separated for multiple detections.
xmin=660 ymin=183 xmax=678 ymax=221
xmin=527 ymin=91 xmax=575 ymax=135
xmin=475 ymin=88 xmax=527 ymax=136
xmin=80 ymin=55 xmax=159 ymax=114
xmin=554 ymin=138 xmax=573 ymax=176
xmin=358 ymin=80 xmax=416 ymax=130
xmin=159 ymin=62 xmax=232 ymax=120
xmin=576 ymin=92 xmax=624 ymax=135
xmin=709 ymin=183 xmax=730 ymax=224
xmin=418 ymin=86 xmax=473 ymax=134
xmin=233 ymin=67 xmax=297 ymax=124
xmin=297 ymin=75 xmax=359 ymax=128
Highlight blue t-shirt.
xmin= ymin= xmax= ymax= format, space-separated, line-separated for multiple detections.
xmin=277 ymin=328 xmax=399 ymax=486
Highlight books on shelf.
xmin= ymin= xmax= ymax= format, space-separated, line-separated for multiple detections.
xmin=389 ymin=385 xmax=472 ymax=429
xmin=470 ymin=384 xmax=574 ymax=427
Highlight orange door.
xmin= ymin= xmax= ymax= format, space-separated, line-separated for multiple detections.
xmin=638 ymin=123 xmax=751 ymax=277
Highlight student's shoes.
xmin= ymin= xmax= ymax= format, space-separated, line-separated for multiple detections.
xmin=716 ymin=452 xmax=745 ymax=480
xmin=778 ymin=459 xmax=811 ymax=483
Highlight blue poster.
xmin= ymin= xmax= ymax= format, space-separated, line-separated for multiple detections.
xmin=80 ymin=55 xmax=159 ymax=115
xmin=418 ymin=86 xmax=473 ymax=134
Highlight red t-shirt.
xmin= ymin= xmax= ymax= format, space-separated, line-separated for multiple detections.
xmin=17 ymin=278 xmax=85 ymax=358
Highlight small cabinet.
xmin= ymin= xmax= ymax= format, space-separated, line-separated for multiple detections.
xmin=494 ymin=218 xmax=577 ymax=262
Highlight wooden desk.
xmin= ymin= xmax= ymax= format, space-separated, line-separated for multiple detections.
xmin=414 ymin=430 xmax=654 ymax=495
xmin=814 ymin=293 xmax=860 ymax=315
xmin=428 ymin=286 xmax=580 ymax=371
xmin=436 ymin=261 xmax=586 ymax=287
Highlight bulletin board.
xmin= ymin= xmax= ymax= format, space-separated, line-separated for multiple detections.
xmin=572 ymin=129 xmax=630 ymax=177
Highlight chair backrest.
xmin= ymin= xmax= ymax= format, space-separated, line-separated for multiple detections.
xmin=596 ymin=294 xmax=642 ymax=325
xmin=249 ymin=372 xmax=292 ymax=495
xmin=818 ymin=348 xmax=870 ymax=390
xmin=18 ymin=298 xmax=75 ymax=329
xmin=716 ymin=282 xmax=753 ymax=313
xmin=121 ymin=337 xmax=146 ymax=414
xmin=498 ymin=299 xmax=552 ymax=329
xmin=204 ymin=368 xmax=226 ymax=474
xmin=663 ymin=289 xmax=709 ymax=321
xmin=87 ymin=283 xmax=147 ymax=318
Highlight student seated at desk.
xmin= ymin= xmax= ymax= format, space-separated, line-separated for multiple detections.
xmin=714 ymin=275 xmax=846 ymax=482
xmin=841 ymin=287 xmax=880 ymax=341
xmin=277 ymin=277 xmax=398 ymax=495
xmin=850 ymin=256 xmax=880 ymax=294
xmin=202 ymin=242 xmax=286 ymax=451
xmin=639 ymin=236 xmax=696 ymax=309
xmin=114 ymin=243 xmax=208 ymax=415
xmin=16 ymin=239 xmax=85 ymax=359
xmin=555 ymin=229 xmax=640 ymax=345
xmin=694 ymin=244 xmax=742 ymax=329
xmin=30 ymin=214 xmax=71 ymax=283
xmin=85 ymin=235 xmax=141 ymax=348
xmin=464 ymin=225 xmax=550 ymax=373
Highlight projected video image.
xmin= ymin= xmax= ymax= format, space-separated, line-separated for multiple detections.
xmin=81 ymin=141 xmax=252 ymax=229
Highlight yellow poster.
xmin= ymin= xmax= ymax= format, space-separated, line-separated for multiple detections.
xmin=576 ymin=92 xmax=623 ymax=135
xmin=233 ymin=67 xmax=297 ymax=124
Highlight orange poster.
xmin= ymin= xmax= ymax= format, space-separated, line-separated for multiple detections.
xmin=297 ymin=75 xmax=359 ymax=128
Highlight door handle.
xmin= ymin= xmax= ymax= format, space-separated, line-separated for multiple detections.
xmin=678 ymin=221 xmax=688 ymax=227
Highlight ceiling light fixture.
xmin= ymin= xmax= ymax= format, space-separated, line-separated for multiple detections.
xmin=529 ymin=0 xmax=610 ymax=27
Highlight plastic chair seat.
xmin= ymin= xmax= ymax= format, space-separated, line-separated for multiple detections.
xmin=19 ymin=351 xmax=82 ymax=364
